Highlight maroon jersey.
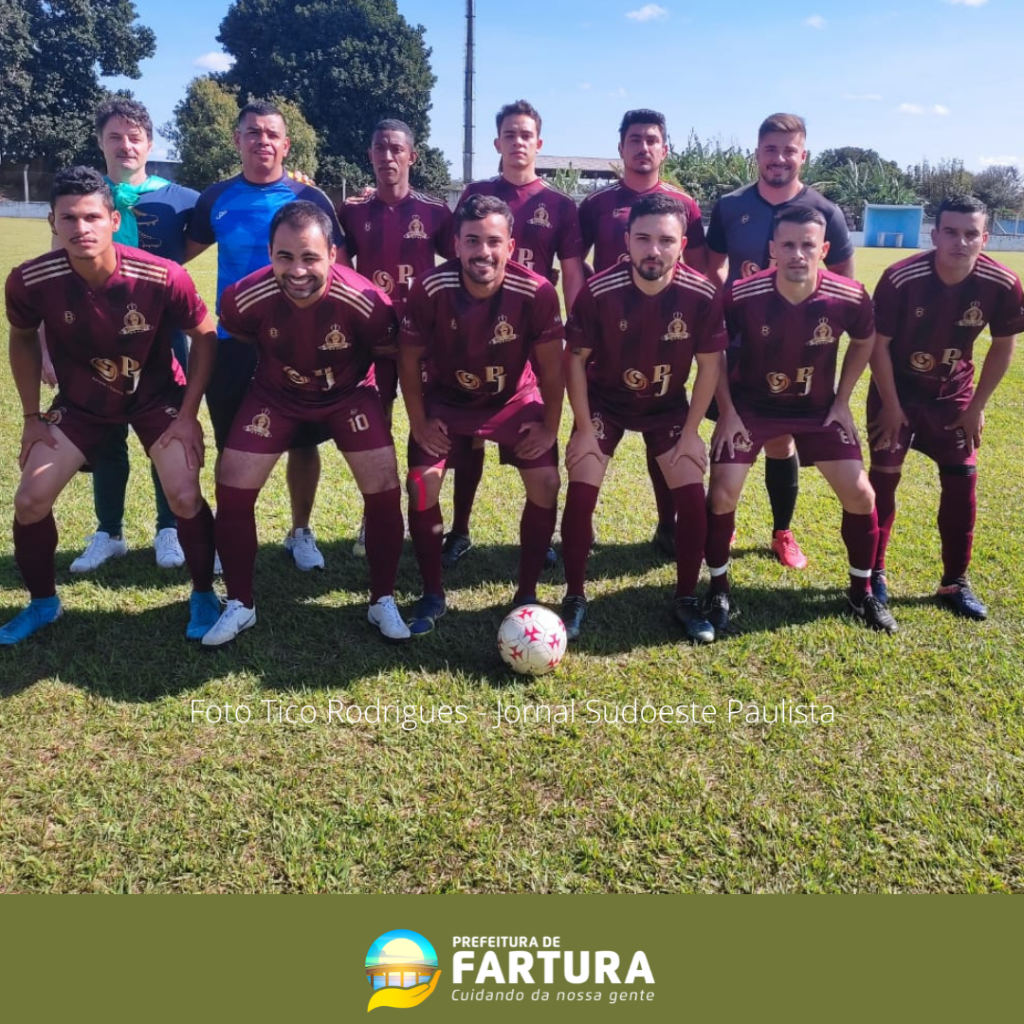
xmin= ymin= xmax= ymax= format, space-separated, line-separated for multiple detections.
xmin=399 ymin=259 xmax=563 ymax=411
xmin=579 ymin=180 xmax=705 ymax=273
xmin=873 ymin=250 xmax=1024 ymax=401
xmin=339 ymin=189 xmax=454 ymax=314
xmin=725 ymin=268 xmax=875 ymax=417
xmin=567 ymin=263 xmax=726 ymax=417
xmin=5 ymin=245 xmax=206 ymax=418
xmin=219 ymin=263 xmax=396 ymax=408
xmin=458 ymin=177 xmax=583 ymax=284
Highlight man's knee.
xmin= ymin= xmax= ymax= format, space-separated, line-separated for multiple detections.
xmin=161 ymin=476 xmax=202 ymax=518
xmin=526 ymin=468 xmax=560 ymax=508
xmin=14 ymin=483 xmax=56 ymax=525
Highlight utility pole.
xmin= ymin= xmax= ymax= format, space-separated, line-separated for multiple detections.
xmin=463 ymin=0 xmax=475 ymax=184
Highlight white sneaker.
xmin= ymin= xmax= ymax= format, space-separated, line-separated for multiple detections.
xmin=154 ymin=528 xmax=186 ymax=568
xmin=352 ymin=520 xmax=367 ymax=557
xmin=201 ymin=599 xmax=257 ymax=647
xmin=368 ymin=595 xmax=411 ymax=642
xmin=70 ymin=532 xmax=128 ymax=573
xmin=284 ymin=527 xmax=325 ymax=570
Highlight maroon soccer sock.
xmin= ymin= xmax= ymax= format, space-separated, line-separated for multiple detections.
xmin=408 ymin=503 xmax=444 ymax=597
xmin=13 ymin=513 xmax=58 ymax=600
xmin=842 ymin=509 xmax=880 ymax=600
xmin=451 ymin=446 xmax=485 ymax=536
xmin=766 ymin=454 xmax=799 ymax=532
xmin=518 ymin=500 xmax=557 ymax=597
xmin=647 ymin=449 xmax=675 ymax=529
xmin=672 ymin=483 xmax=707 ymax=597
xmin=213 ymin=486 xmax=257 ymax=604
xmin=363 ymin=487 xmax=404 ymax=603
xmin=705 ymin=510 xmax=735 ymax=594
xmin=938 ymin=471 xmax=976 ymax=584
xmin=561 ymin=482 xmax=599 ymax=596
xmin=869 ymin=468 xmax=900 ymax=572
xmin=176 ymin=499 xmax=217 ymax=595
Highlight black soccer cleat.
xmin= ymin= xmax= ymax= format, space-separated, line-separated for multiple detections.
xmin=936 ymin=579 xmax=987 ymax=621
xmin=871 ymin=569 xmax=890 ymax=606
xmin=847 ymin=592 xmax=898 ymax=634
xmin=511 ymin=591 xmax=537 ymax=610
xmin=560 ymin=594 xmax=588 ymax=641
xmin=440 ymin=531 xmax=472 ymax=568
xmin=703 ymin=591 xmax=737 ymax=635
xmin=673 ymin=596 xmax=715 ymax=644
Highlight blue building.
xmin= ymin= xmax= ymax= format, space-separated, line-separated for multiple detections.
xmin=863 ymin=204 xmax=924 ymax=248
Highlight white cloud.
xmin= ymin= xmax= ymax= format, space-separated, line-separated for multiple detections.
xmin=979 ymin=155 xmax=1021 ymax=167
xmin=607 ymin=87 xmax=628 ymax=98
xmin=898 ymin=103 xmax=924 ymax=115
xmin=842 ymin=93 xmax=882 ymax=101
xmin=933 ymin=104 xmax=950 ymax=115
xmin=804 ymin=14 xmax=826 ymax=29
xmin=193 ymin=52 xmax=235 ymax=73
xmin=626 ymin=4 xmax=668 ymax=22
xmin=897 ymin=102 xmax=950 ymax=116
xmin=946 ymin=0 xmax=988 ymax=7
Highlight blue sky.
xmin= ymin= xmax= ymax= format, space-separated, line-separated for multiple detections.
xmin=115 ymin=0 xmax=1021 ymax=178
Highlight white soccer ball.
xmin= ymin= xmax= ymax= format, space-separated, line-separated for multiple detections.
xmin=497 ymin=604 xmax=568 ymax=676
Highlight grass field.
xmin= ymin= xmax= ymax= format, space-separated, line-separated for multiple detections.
xmin=1 ymin=218 xmax=1023 ymax=893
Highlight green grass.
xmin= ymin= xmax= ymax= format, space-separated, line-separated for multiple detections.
xmin=2 ymin=219 xmax=1023 ymax=892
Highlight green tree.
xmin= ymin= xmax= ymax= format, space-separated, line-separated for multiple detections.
xmin=971 ymin=165 xmax=1023 ymax=219
xmin=907 ymin=159 xmax=975 ymax=218
xmin=0 ymin=0 xmax=155 ymax=165
xmin=662 ymin=132 xmax=756 ymax=208
xmin=216 ymin=0 xmax=448 ymax=191
xmin=163 ymin=78 xmax=319 ymax=190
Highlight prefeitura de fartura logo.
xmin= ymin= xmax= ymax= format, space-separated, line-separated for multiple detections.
xmin=365 ymin=930 xmax=441 ymax=1012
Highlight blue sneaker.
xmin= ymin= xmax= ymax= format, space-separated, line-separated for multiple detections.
xmin=936 ymin=579 xmax=987 ymax=621
xmin=0 ymin=597 xmax=62 ymax=646
xmin=186 ymin=589 xmax=222 ymax=640
xmin=407 ymin=593 xmax=446 ymax=636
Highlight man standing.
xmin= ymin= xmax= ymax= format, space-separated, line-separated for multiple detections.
xmin=867 ymin=196 xmax=1022 ymax=620
xmin=203 ymin=202 xmax=409 ymax=646
xmin=340 ymin=118 xmax=455 ymax=555
xmin=706 ymin=113 xmax=856 ymax=570
xmin=46 ymin=100 xmax=198 ymax=573
xmin=398 ymin=195 xmax=564 ymax=635
xmin=442 ymin=100 xmax=584 ymax=567
xmin=2 ymin=168 xmax=219 ymax=645
xmin=185 ymin=100 xmax=345 ymax=571
xmin=560 ymin=195 xmax=724 ymax=643
xmin=704 ymin=206 xmax=895 ymax=636
xmin=578 ymin=109 xmax=708 ymax=555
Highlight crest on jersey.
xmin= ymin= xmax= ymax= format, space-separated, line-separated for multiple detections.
xmin=321 ymin=324 xmax=350 ymax=350
xmin=450 ymin=318 xmax=458 ymax=331
xmin=489 ymin=315 xmax=517 ymax=346
xmin=284 ymin=366 xmax=312 ymax=385
xmin=740 ymin=214 xmax=750 ymax=225
xmin=404 ymin=215 xmax=428 ymax=239
xmin=269 ymin=327 xmax=280 ymax=338
xmin=619 ymin=319 xmax=629 ymax=332
xmin=761 ymin=325 xmax=771 ymax=337
xmin=662 ymin=313 xmax=690 ymax=342
xmin=766 ymin=372 xmax=790 ymax=393
xmin=910 ymin=352 xmax=935 ymax=373
xmin=373 ymin=270 xmax=395 ymax=295
xmin=808 ymin=317 xmax=836 ymax=347
xmin=956 ymin=301 xmax=984 ymax=328
xmin=64 ymin=311 xmax=75 ymax=324
xmin=590 ymin=412 xmax=606 ymax=440
xmin=244 ymin=408 xmax=273 ymax=438
xmin=528 ymin=204 xmax=551 ymax=229
xmin=364 ymin=220 xmax=372 ymax=232
xmin=732 ymin=432 xmax=753 ymax=453
xmin=456 ymin=370 xmax=482 ymax=390
xmin=120 ymin=303 xmax=151 ymax=335
xmin=623 ymin=368 xmax=648 ymax=390
xmin=915 ymin=307 xmax=925 ymax=318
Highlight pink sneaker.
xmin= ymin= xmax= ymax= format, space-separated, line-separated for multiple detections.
xmin=771 ymin=529 xmax=807 ymax=569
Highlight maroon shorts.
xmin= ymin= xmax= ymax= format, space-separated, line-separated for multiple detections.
xmin=867 ymin=386 xmax=977 ymax=469
xmin=407 ymin=391 xmax=557 ymax=471
xmin=712 ymin=406 xmax=862 ymax=466
xmin=374 ymin=358 xmax=398 ymax=407
xmin=47 ymin=387 xmax=186 ymax=463
xmin=585 ymin=399 xmax=691 ymax=459
xmin=225 ymin=384 xmax=392 ymax=456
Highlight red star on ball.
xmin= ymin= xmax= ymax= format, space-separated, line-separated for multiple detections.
xmin=509 ymin=645 xmax=524 ymax=661
xmin=514 ymin=607 xmax=535 ymax=621
xmin=523 ymin=625 xmax=542 ymax=643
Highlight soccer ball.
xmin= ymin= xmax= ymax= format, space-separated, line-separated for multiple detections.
xmin=497 ymin=604 xmax=567 ymax=676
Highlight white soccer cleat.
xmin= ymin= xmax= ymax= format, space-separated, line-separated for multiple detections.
xmin=70 ymin=532 xmax=128 ymax=573
xmin=284 ymin=527 xmax=325 ymax=570
xmin=368 ymin=595 xmax=412 ymax=643
xmin=154 ymin=528 xmax=186 ymax=569
xmin=201 ymin=599 xmax=257 ymax=647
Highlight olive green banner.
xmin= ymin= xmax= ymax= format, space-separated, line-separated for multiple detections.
xmin=6 ymin=898 xmax=1016 ymax=1022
